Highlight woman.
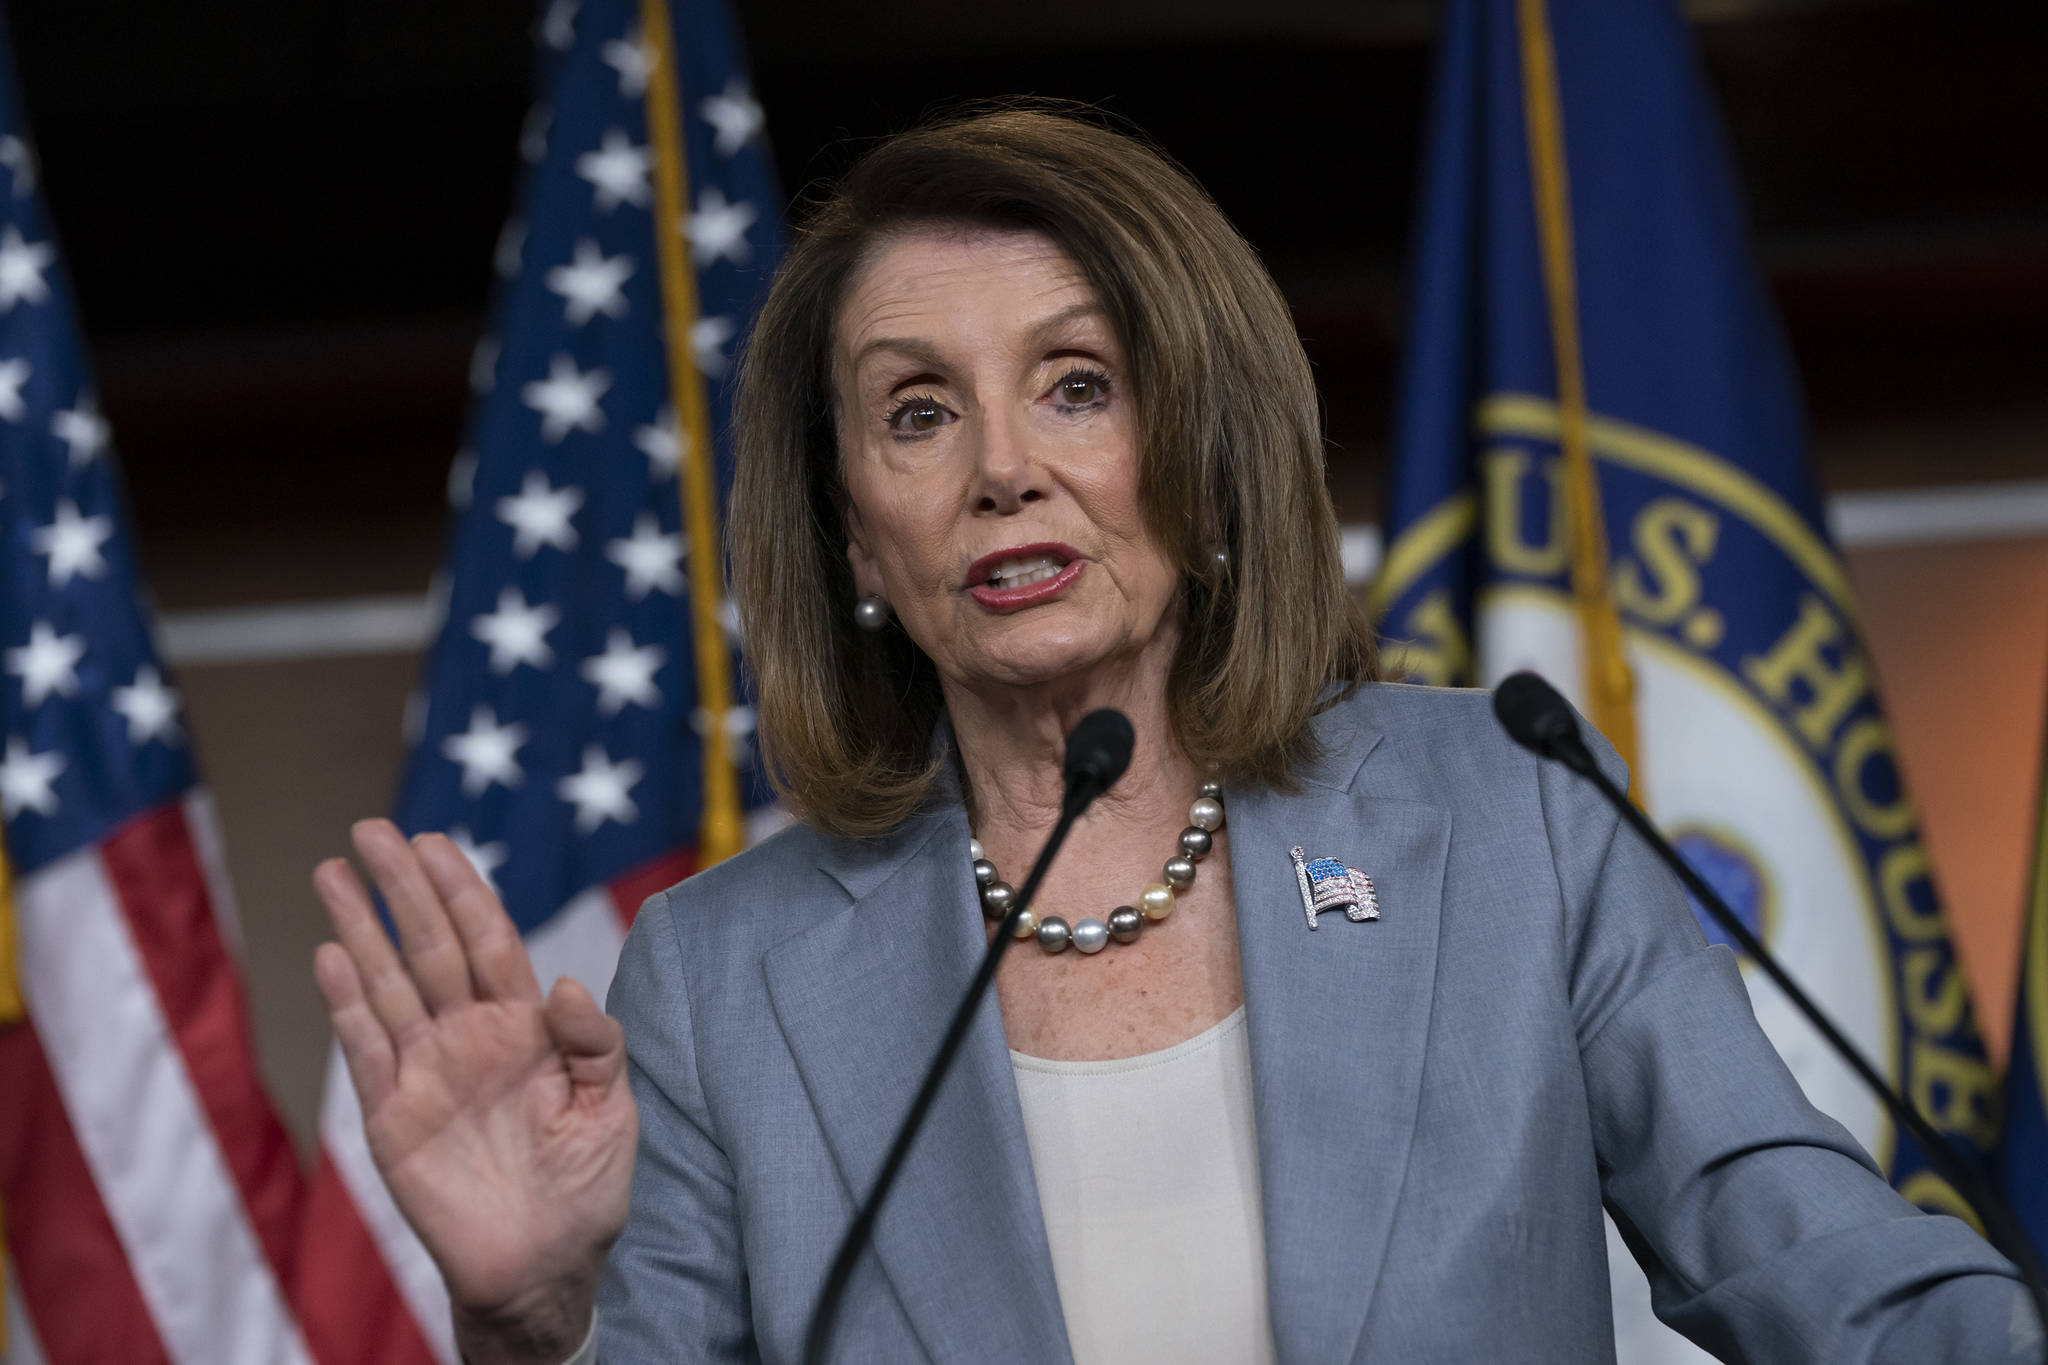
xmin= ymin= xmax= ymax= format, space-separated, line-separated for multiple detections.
xmin=313 ymin=109 xmax=2028 ymax=1364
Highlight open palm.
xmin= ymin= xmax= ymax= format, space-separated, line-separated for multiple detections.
xmin=313 ymin=819 xmax=637 ymax=1342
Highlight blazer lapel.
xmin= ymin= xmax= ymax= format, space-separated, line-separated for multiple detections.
xmin=1230 ymin=710 xmax=1450 ymax=1364
xmin=761 ymin=799 xmax=1072 ymax=1365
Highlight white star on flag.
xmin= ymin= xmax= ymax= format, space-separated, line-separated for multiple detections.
xmin=576 ymin=128 xmax=651 ymax=213
xmin=0 ymin=225 xmax=54 ymax=312
xmin=545 ymin=238 xmax=635 ymax=327
xmin=0 ymin=134 xmax=37 ymax=196
xmin=424 ymin=570 xmax=453 ymax=638
xmin=520 ymin=106 xmax=551 ymax=166
xmin=441 ymin=704 xmax=530 ymax=796
xmin=0 ymin=357 xmax=31 ymax=422
xmin=606 ymin=512 xmax=686 ymax=599
xmin=495 ymin=469 xmax=585 ymax=558
xmin=447 ymin=826 xmax=510 ymax=891
xmin=471 ymin=335 xmax=501 ymax=394
xmin=684 ymin=187 xmax=757 ymax=266
xmin=470 ymin=587 xmax=560 ymax=675
xmin=447 ymin=449 xmax=478 ymax=509
xmin=521 ymin=353 xmax=611 ymax=442
xmin=634 ymin=407 xmax=683 ymax=479
xmin=601 ymin=31 xmax=654 ymax=99
xmin=538 ymin=0 xmax=577 ymax=51
xmin=112 ymin=664 xmax=182 ymax=745
xmin=52 ymin=398 xmax=110 ymax=466
xmin=699 ymin=80 xmax=765 ymax=157
xmin=557 ymin=744 xmax=644 ymax=833
xmin=30 ymin=499 xmax=115 ymax=587
xmin=691 ymin=315 xmax=736 ymax=377
xmin=0 ymin=735 xmax=63 ymax=818
xmin=692 ymin=703 xmax=760 ymax=767
xmin=496 ymin=217 xmax=528 ymax=280
xmin=7 ymin=620 xmax=86 ymax=707
xmin=580 ymin=628 xmax=665 ymax=716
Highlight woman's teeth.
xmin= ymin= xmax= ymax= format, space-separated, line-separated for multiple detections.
xmin=987 ymin=555 xmax=1065 ymax=589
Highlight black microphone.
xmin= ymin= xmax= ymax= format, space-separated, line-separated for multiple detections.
xmin=803 ymin=709 xmax=1135 ymax=1365
xmin=1493 ymin=670 xmax=1599 ymax=777
xmin=1062 ymin=707 xmax=1135 ymax=809
xmin=1493 ymin=670 xmax=2048 ymax=1352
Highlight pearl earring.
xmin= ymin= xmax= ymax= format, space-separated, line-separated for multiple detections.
xmin=853 ymin=596 xmax=891 ymax=632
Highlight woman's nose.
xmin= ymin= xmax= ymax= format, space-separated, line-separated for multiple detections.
xmin=971 ymin=407 xmax=1046 ymax=514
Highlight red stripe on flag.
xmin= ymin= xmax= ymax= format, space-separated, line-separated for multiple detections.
xmin=295 ymin=1150 xmax=441 ymax=1365
xmin=0 ymin=1020 xmax=171 ymax=1365
xmin=607 ymin=847 xmax=695 ymax=930
xmin=96 ymin=803 xmax=308 ymax=1300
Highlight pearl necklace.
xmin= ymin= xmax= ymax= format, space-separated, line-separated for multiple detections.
xmin=972 ymin=781 xmax=1225 ymax=955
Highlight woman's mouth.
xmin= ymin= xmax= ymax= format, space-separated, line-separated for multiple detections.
xmin=966 ymin=543 xmax=1084 ymax=612
xmin=984 ymin=554 xmax=1065 ymax=589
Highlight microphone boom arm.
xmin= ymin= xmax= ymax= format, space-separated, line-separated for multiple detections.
xmin=802 ymin=712 xmax=1130 ymax=1364
xmin=1497 ymin=672 xmax=2048 ymax=1352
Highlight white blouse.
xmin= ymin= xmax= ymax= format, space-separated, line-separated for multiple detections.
xmin=562 ymin=1009 xmax=1276 ymax=1365
xmin=1010 ymin=1006 xmax=1278 ymax=1365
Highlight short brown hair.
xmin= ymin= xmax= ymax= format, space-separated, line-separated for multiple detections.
xmin=729 ymin=104 xmax=1376 ymax=837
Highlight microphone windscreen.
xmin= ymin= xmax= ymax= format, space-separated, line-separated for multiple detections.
xmin=1492 ymin=671 xmax=1581 ymax=762
xmin=1063 ymin=709 xmax=1135 ymax=794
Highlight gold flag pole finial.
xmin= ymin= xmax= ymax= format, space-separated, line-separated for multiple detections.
xmin=640 ymin=0 xmax=745 ymax=866
xmin=1516 ymin=0 xmax=1642 ymax=789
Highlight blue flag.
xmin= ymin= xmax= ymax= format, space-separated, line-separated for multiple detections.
xmin=305 ymin=2 xmax=785 ymax=1357
xmin=1375 ymin=1 xmax=1998 ymax=1356
xmin=2001 ymin=709 xmax=2048 ymax=1254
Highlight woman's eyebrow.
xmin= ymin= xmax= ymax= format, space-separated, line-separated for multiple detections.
xmin=848 ymin=335 xmax=945 ymax=380
xmin=1023 ymin=300 xmax=1110 ymax=351
xmin=846 ymin=300 xmax=1109 ymax=383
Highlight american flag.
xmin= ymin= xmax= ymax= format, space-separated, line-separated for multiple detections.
xmin=0 ymin=21 xmax=321 ymax=1365
xmin=297 ymin=0 xmax=784 ymax=1359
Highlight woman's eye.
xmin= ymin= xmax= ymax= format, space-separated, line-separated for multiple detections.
xmin=886 ymin=396 xmax=950 ymax=435
xmin=1052 ymin=369 xmax=1111 ymax=409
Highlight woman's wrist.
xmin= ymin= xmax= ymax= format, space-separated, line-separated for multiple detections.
xmin=451 ymin=1274 xmax=598 ymax=1365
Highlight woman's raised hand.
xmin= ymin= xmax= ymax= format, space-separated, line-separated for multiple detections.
xmin=312 ymin=819 xmax=638 ymax=1363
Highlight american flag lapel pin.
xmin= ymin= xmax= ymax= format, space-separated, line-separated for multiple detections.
xmin=1290 ymin=846 xmax=1380 ymax=930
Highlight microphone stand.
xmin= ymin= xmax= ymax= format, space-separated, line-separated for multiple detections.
xmin=1497 ymin=675 xmax=2048 ymax=1355
xmin=801 ymin=769 xmax=1112 ymax=1365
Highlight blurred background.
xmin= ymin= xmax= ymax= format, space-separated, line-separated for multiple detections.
xmin=7 ymin=0 xmax=2045 ymax=1153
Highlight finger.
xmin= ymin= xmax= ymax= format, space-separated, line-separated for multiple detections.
xmin=313 ymin=855 xmax=429 ymax=1046
xmin=351 ymin=819 xmax=475 ymax=1014
xmin=545 ymin=977 xmax=626 ymax=1091
xmin=313 ymin=940 xmax=398 ymax=1110
xmin=414 ymin=832 xmax=541 ymax=1004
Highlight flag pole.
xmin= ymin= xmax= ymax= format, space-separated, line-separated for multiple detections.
xmin=640 ymin=0 xmax=744 ymax=867
xmin=0 ymin=851 xmax=19 ymax=1026
xmin=2022 ymin=690 xmax=2048 ymax=1162
xmin=1515 ymin=0 xmax=1642 ymax=787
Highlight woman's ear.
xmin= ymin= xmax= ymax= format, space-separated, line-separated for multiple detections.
xmin=843 ymin=502 xmax=883 ymax=600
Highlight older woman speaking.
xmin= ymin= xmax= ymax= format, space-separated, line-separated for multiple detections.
xmin=312 ymin=110 xmax=2030 ymax=1364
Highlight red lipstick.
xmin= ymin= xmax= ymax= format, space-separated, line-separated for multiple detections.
xmin=965 ymin=542 xmax=1084 ymax=613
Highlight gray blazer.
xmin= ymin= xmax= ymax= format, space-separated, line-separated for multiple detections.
xmin=598 ymin=683 xmax=2032 ymax=1363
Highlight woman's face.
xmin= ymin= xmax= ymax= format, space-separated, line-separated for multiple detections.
xmin=834 ymin=227 xmax=1181 ymax=696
